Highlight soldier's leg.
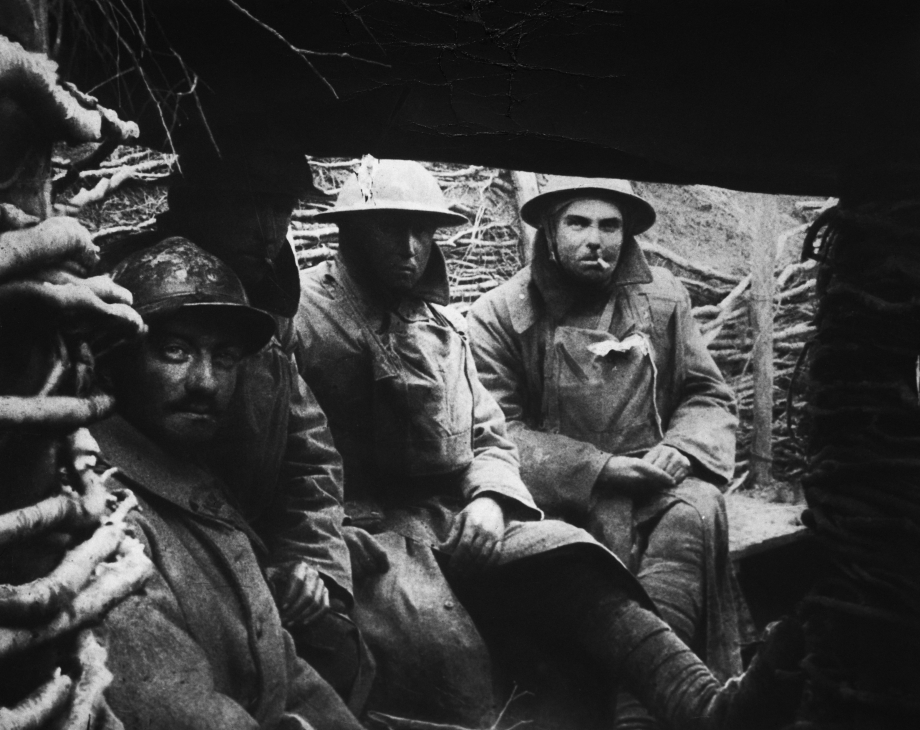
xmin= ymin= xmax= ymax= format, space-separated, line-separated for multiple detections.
xmin=454 ymin=546 xmax=801 ymax=730
xmin=615 ymin=496 xmax=710 ymax=728
xmin=637 ymin=499 xmax=708 ymax=645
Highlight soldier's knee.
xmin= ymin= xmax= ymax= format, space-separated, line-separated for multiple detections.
xmin=644 ymin=501 xmax=706 ymax=565
xmin=678 ymin=478 xmax=724 ymax=522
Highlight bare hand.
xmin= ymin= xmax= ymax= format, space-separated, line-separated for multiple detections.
xmin=36 ymin=269 xmax=134 ymax=305
xmin=31 ymin=217 xmax=98 ymax=271
xmin=599 ymin=455 xmax=676 ymax=496
xmin=0 ymin=217 xmax=98 ymax=279
xmin=268 ymin=562 xmax=330 ymax=628
xmin=642 ymin=445 xmax=691 ymax=484
xmin=0 ymin=277 xmax=145 ymax=336
xmin=444 ymin=496 xmax=505 ymax=574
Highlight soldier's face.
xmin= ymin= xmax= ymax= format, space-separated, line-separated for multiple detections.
xmin=113 ymin=311 xmax=245 ymax=449
xmin=195 ymin=196 xmax=294 ymax=289
xmin=553 ymin=198 xmax=624 ymax=286
xmin=346 ymin=213 xmax=438 ymax=292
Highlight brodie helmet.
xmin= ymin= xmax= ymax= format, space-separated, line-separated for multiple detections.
xmin=520 ymin=175 xmax=656 ymax=235
xmin=313 ymin=156 xmax=468 ymax=228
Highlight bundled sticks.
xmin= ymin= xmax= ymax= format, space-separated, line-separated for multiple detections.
xmin=0 ymin=204 xmax=153 ymax=728
xmin=292 ymin=161 xmax=822 ymax=490
xmin=673 ymin=238 xmax=820 ymax=487
xmin=79 ymin=149 xmax=820 ymax=491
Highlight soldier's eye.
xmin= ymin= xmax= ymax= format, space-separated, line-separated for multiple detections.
xmin=160 ymin=342 xmax=190 ymax=362
xmin=213 ymin=348 xmax=244 ymax=370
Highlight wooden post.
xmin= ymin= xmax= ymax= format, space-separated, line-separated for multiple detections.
xmin=750 ymin=194 xmax=778 ymax=488
xmin=510 ymin=170 xmax=540 ymax=264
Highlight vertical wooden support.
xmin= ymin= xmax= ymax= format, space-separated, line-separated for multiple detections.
xmin=511 ymin=170 xmax=540 ymax=264
xmin=750 ymin=194 xmax=778 ymax=488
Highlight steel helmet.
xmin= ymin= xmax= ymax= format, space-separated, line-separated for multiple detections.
xmin=520 ymin=175 xmax=656 ymax=234
xmin=313 ymin=157 xmax=468 ymax=227
xmin=112 ymin=237 xmax=276 ymax=354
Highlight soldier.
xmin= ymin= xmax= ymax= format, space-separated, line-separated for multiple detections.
xmin=92 ymin=238 xmax=365 ymax=730
xmin=292 ymin=158 xmax=801 ymax=730
xmin=102 ymin=143 xmax=371 ymax=708
xmin=467 ymin=177 xmax=741 ymax=726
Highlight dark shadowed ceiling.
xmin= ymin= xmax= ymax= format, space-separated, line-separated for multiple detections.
xmin=60 ymin=0 xmax=920 ymax=197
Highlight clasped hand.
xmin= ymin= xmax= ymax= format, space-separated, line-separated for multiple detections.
xmin=267 ymin=561 xmax=330 ymax=628
xmin=443 ymin=496 xmax=506 ymax=574
xmin=599 ymin=444 xmax=691 ymax=496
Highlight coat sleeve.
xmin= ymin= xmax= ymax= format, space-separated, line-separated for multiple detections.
xmin=658 ymin=281 xmax=738 ymax=484
xmin=270 ymin=365 xmax=355 ymax=605
xmin=437 ymin=306 xmax=541 ymax=520
xmin=467 ymin=295 xmax=610 ymax=521
xmin=462 ymin=350 xmax=543 ymax=520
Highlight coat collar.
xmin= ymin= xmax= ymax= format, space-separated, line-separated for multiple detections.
xmin=501 ymin=268 xmax=540 ymax=335
xmin=90 ymin=414 xmax=256 ymax=538
xmin=411 ymin=241 xmax=451 ymax=305
xmin=92 ymin=415 xmax=214 ymax=501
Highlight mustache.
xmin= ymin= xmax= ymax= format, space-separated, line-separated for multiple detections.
xmin=167 ymin=396 xmax=220 ymax=416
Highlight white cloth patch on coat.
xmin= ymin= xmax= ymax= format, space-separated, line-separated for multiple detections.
xmin=586 ymin=332 xmax=650 ymax=358
xmin=586 ymin=332 xmax=664 ymax=439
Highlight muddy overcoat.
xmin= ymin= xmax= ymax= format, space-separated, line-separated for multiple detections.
xmin=91 ymin=415 xmax=363 ymax=730
xmin=467 ymin=233 xmax=741 ymax=680
xmin=292 ymin=251 xmax=650 ymax=725
xmin=292 ymin=252 xmax=643 ymax=561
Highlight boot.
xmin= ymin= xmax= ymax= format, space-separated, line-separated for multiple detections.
xmin=460 ymin=551 xmax=804 ymax=730
xmin=705 ymin=619 xmax=805 ymax=730
xmin=612 ymin=607 xmax=805 ymax=730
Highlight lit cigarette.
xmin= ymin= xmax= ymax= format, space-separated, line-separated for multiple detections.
xmin=595 ymin=257 xmax=610 ymax=270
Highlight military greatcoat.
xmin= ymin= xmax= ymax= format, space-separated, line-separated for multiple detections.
xmin=292 ymin=251 xmax=649 ymax=726
xmin=467 ymin=234 xmax=741 ymax=682
xmin=91 ymin=415 xmax=364 ymax=730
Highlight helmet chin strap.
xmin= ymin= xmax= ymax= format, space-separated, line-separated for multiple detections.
xmin=543 ymin=218 xmax=561 ymax=265
xmin=541 ymin=197 xmax=578 ymax=266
